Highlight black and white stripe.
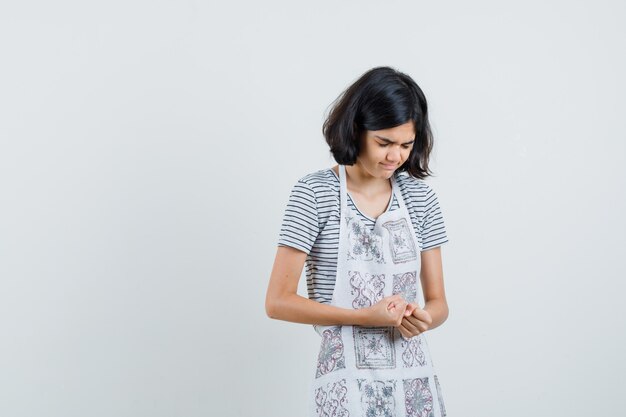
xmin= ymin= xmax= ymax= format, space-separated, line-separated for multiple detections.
xmin=277 ymin=168 xmax=449 ymax=304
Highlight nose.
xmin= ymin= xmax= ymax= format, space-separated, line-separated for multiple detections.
xmin=387 ymin=146 xmax=401 ymax=162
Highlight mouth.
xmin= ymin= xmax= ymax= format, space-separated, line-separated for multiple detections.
xmin=380 ymin=163 xmax=397 ymax=170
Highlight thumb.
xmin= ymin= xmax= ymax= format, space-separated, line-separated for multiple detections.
xmin=404 ymin=303 xmax=417 ymax=316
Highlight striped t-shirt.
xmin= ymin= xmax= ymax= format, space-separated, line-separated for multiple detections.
xmin=277 ymin=167 xmax=449 ymax=304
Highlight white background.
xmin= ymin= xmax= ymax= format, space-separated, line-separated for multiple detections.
xmin=1 ymin=1 xmax=625 ymax=416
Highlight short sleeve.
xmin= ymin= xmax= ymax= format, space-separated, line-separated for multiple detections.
xmin=277 ymin=179 xmax=320 ymax=255
xmin=421 ymin=184 xmax=449 ymax=251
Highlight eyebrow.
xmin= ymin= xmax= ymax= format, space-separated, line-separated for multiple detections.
xmin=374 ymin=135 xmax=415 ymax=145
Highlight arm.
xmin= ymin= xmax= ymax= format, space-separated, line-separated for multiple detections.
xmin=398 ymin=181 xmax=450 ymax=338
xmin=265 ymin=245 xmax=408 ymax=327
xmin=420 ymin=246 xmax=449 ymax=329
xmin=398 ymin=246 xmax=449 ymax=337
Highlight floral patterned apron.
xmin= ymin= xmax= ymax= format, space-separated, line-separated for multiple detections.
xmin=309 ymin=164 xmax=447 ymax=417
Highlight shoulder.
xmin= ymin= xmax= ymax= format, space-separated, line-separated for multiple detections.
xmin=283 ymin=167 xmax=339 ymax=210
xmin=296 ymin=167 xmax=337 ymax=187
xmin=291 ymin=167 xmax=339 ymax=198
xmin=394 ymin=172 xmax=434 ymax=201
xmin=394 ymin=173 xmax=449 ymax=249
xmin=286 ymin=168 xmax=340 ymax=229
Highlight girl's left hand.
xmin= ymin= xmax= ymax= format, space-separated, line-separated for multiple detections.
xmin=396 ymin=303 xmax=432 ymax=339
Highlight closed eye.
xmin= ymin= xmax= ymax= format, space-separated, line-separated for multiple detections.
xmin=378 ymin=143 xmax=413 ymax=149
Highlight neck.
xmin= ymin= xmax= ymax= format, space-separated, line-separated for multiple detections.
xmin=344 ymin=162 xmax=392 ymax=194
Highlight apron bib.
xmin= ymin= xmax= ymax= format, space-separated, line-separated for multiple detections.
xmin=308 ymin=164 xmax=447 ymax=417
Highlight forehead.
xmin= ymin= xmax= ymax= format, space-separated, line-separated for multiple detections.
xmin=367 ymin=122 xmax=415 ymax=142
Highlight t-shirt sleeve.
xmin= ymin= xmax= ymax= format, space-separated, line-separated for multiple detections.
xmin=420 ymin=184 xmax=449 ymax=251
xmin=277 ymin=179 xmax=320 ymax=255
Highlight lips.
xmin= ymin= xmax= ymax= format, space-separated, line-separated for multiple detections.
xmin=381 ymin=163 xmax=397 ymax=170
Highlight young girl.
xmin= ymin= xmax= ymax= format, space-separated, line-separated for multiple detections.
xmin=266 ymin=66 xmax=450 ymax=417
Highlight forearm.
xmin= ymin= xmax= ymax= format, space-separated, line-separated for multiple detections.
xmin=266 ymin=292 xmax=367 ymax=326
xmin=423 ymin=298 xmax=449 ymax=330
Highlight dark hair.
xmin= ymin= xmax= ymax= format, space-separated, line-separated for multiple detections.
xmin=322 ymin=66 xmax=434 ymax=179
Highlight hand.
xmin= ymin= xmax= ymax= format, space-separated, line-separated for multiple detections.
xmin=363 ymin=295 xmax=408 ymax=327
xmin=396 ymin=303 xmax=432 ymax=339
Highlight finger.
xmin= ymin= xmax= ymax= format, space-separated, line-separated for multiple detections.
xmin=401 ymin=317 xmax=420 ymax=335
xmin=397 ymin=323 xmax=411 ymax=339
xmin=399 ymin=322 xmax=416 ymax=339
xmin=404 ymin=303 xmax=417 ymax=316
xmin=404 ymin=315 xmax=427 ymax=333
xmin=411 ymin=308 xmax=433 ymax=325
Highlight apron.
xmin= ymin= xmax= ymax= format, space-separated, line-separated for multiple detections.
xmin=308 ymin=164 xmax=447 ymax=417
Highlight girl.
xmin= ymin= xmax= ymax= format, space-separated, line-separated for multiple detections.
xmin=266 ymin=66 xmax=450 ymax=417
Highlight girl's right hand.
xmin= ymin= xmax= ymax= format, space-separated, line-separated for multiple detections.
xmin=361 ymin=295 xmax=408 ymax=327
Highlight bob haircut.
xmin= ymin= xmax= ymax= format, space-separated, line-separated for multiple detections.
xmin=322 ymin=66 xmax=434 ymax=179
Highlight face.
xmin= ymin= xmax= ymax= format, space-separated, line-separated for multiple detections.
xmin=356 ymin=120 xmax=415 ymax=178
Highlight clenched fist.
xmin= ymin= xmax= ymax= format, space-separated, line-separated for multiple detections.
xmin=363 ymin=295 xmax=408 ymax=327
xmin=395 ymin=302 xmax=432 ymax=339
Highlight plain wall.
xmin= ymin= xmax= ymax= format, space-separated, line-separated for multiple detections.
xmin=1 ymin=1 xmax=625 ymax=416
